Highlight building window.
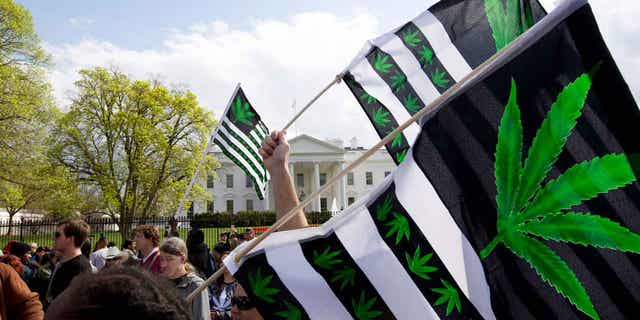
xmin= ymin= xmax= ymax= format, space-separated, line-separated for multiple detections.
xmin=366 ymin=172 xmax=373 ymax=185
xmin=246 ymin=199 xmax=254 ymax=211
xmin=320 ymin=198 xmax=328 ymax=212
xmin=206 ymin=200 xmax=214 ymax=213
xmin=384 ymin=171 xmax=391 ymax=177
xmin=226 ymin=174 xmax=234 ymax=188
xmin=207 ymin=174 xmax=214 ymax=188
xmin=246 ymin=174 xmax=253 ymax=188
xmin=319 ymin=173 xmax=327 ymax=186
xmin=296 ymin=173 xmax=304 ymax=188
xmin=348 ymin=197 xmax=355 ymax=205
xmin=226 ymin=200 xmax=234 ymax=213
xmin=347 ymin=172 xmax=354 ymax=186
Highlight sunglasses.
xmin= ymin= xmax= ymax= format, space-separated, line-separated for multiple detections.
xmin=231 ymin=296 xmax=254 ymax=310
xmin=54 ymin=231 xmax=62 ymax=238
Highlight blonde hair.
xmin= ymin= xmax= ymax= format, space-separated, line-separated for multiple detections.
xmin=159 ymin=237 xmax=195 ymax=273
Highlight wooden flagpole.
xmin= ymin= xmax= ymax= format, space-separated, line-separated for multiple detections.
xmin=186 ymin=0 xmax=581 ymax=302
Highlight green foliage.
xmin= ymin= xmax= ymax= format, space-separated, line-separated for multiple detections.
xmin=431 ymin=279 xmax=462 ymax=316
xmin=418 ymin=46 xmax=434 ymax=65
xmin=403 ymin=94 xmax=422 ymax=112
xmin=351 ymin=291 xmax=383 ymax=320
xmin=395 ymin=149 xmax=408 ymax=164
xmin=313 ymin=247 xmax=343 ymax=270
xmin=390 ymin=71 xmax=407 ymax=92
xmin=482 ymin=72 xmax=640 ymax=319
xmin=405 ymin=246 xmax=438 ymax=280
xmin=191 ymin=211 xmax=332 ymax=228
xmin=373 ymin=52 xmax=393 ymax=74
xmin=372 ymin=108 xmax=391 ymax=127
xmin=402 ymin=29 xmax=421 ymax=47
xmin=504 ymin=232 xmax=598 ymax=319
xmin=248 ymin=267 xmax=280 ymax=303
xmin=485 ymin=0 xmax=535 ymax=51
xmin=389 ymin=131 xmax=403 ymax=149
xmin=430 ymin=69 xmax=450 ymax=89
xmin=330 ymin=266 xmax=356 ymax=291
xmin=375 ymin=194 xmax=393 ymax=221
xmin=385 ymin=212 xmax=410 ymax=245
xmin=360 ymin=92 xmax=377 ymax=105
xmin=232 ymin=97 xmax=256 ymax=126
xmin=274 ymin=301 xmax=302 ymax=320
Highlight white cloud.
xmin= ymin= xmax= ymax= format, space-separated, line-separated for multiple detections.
xmin=48 ymin=11 xmax=381 ymax=145
xmin=68 ymin=17 xmax=95 ymax=28
xmin=46 ymin=3 xmax=640 ymax=147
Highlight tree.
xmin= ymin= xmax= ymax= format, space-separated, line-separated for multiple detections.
xmin=51 ymin=67 xmax=217 ymax=238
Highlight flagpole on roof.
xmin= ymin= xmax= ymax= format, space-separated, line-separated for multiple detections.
xmin=186 ymin=0 xmax=582 ymax=302
xmin=282 ymin=73 xmax=345 ymax=131
xmin=173 ymin=84 xmax=242 ymax=218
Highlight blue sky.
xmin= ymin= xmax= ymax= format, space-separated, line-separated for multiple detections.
xmin=16 ymin=0 xmax=640 ymax=144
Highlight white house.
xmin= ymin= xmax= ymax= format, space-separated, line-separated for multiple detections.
xmin=190 ymin=134 xmax=395 ymax=214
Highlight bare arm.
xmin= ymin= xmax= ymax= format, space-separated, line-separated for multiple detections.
xmin=259 ymin=130 xmax=308 ymax=231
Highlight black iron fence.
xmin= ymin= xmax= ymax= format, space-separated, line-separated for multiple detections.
xmin=0 ymin=211 xmax=333 ymax=250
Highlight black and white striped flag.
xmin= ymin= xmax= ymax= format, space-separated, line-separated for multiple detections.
xmin=213 ymin=85 xmax=270 ymax=199
xmin=342 ymin=0 xmax=553 ymax=165
xmin=224 ymin=0 xmax=640 ymax=319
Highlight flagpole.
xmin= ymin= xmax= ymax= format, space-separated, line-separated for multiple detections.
xmin=186 ymin=0 xmax=581 ymax=302
xmin=281 ymin=73 xmax=344 ymax=131
xmin=174 ymin=84 xmax=242 ymax=217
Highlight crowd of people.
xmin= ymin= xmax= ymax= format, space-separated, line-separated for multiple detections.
xmin=0 ymin=129 xmax=305 ymax=320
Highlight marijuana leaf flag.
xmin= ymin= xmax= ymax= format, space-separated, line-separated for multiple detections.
xmin=212 ymin=85 xmax=270 ymax=199
xmin=222 ymin=1 xmax=640 ymax=319
xmin=342 ymin=0 xmax=549 ymax=165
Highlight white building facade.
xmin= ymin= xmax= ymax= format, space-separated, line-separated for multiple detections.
xmin=191 ymin=134 xmax=395 ymax=214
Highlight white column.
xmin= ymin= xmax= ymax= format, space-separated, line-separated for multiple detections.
xmin=289 ymin=162 xmax=296 ymax=188
xmin=313 ymin=162 xmax=321 ymax=211
xmin=263 ymin=182 xmax=270 ymax=211
xmin=340 ymin=162 xmax=347 ymax=210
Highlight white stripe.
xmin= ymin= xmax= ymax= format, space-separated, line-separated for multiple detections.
xmin=336 ymin=202 xmax=440 ymax=319
xmin=393 ymin=151 xmax=496 ymax=320
xmin=214 ymin=136 xmax=266 ymax=191
xmin=378 ymin=36 xmax=442 ymax=107
xmin=217 ymin=125 xmax=266 ymax=183
xmin=249 ymin=129 xmax=265 ymax=148
xmin=538 ymin=0 xmax=559 ymax=13
xmin=412 ymin=11 xmax=473 ymax=82
xmin=349 ymin=59 xmax=420 ymax=145
xmin=223 ymin=118 xmax=263 ymax=164
xmin=265 ymin=243 xmax=353 ymax=320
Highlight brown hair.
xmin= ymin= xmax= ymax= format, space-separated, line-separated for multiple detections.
xmin=58 ymin=219 xmax=90 ymax=248
xmin=159 ymin=237 xmax=195 ymax=273
xmin=135 ymin=225 xmax=160 ymax=247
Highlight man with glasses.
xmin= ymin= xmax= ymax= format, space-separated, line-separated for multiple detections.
xmin=46 ymin=219 xmax=92 ymax=308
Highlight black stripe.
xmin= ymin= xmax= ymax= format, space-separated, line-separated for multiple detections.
xmin=214 ymin=138 xmax=266 ymax=200
xmin=365 ymin=46 xmax=427 ymax=116
xmin=300 ymin=232 xmax=396 ymax=320
xmin=221 ymin=122 xmax=264 ymax=168
xmin=234 ymin=252 xmax=310 ymax=319
xmin=216 ymin=132 xmax=265 ymax=182
xmin=394 ymin=22 xmax=455 ymax=93
xmin=366 ymin=183 xmax=484 ymax=319
xmin=344 ymin=73 xmax=410 ymax=165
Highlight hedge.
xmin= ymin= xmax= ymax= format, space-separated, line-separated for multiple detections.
xmin=191 ymin=211 xmax=333 ymax=228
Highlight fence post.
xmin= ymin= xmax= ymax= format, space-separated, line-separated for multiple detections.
xmin=18 ymin=219 xmax=24 ymax=242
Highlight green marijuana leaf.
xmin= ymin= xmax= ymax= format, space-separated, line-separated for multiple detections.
xmin=373 ymin=52 xmax=393 ymax=74
xmin=405 ymin=245 xmax=438 ymax=280
xmin=330 ymin=266 xmax=356 ymax=291
xmin=360 ymin=92 xmax=377 ymax=105
xmin=372 ymin=108 xmax=391 ymax=127
xmin=351 ymin=291 xmax=383 ymax=320
xmin=376 ymin=194 xmax=393 ymax=221
xmin=430 ymin=69 xmax=450 ymax=89
xmin=385 ymin=212 xmax=410 ymax=245
xmin=389 ymin=131 xmax=404 ymax=149
xmin=390 ymin=70 xmax=407 ymax=92
xmin=402 ymin=29 xmax=421 ymax=47
xmin=485 ymin=0 xmax=535 ymax=51
xmin=395 ymin=149 xmax=408 ymax=164
xmin=431 ymin=279 xmax=462 ymax=316
xmin=313 ymin=247 xmax=343 ymax=270
xmin=247 ymin=267 xmax=280 ymax=303
xmin=418 ymin=45 xmax=434 ymax=66
xmin=403 ymin=94 xmax=422 ymax=112
xmin=274 ymin=300 xmax=302 ymax=320
xmin=481 ymin=72 xmax=640 ymax=320
xmin=231 ymin=97 xmax=256 ymax=126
